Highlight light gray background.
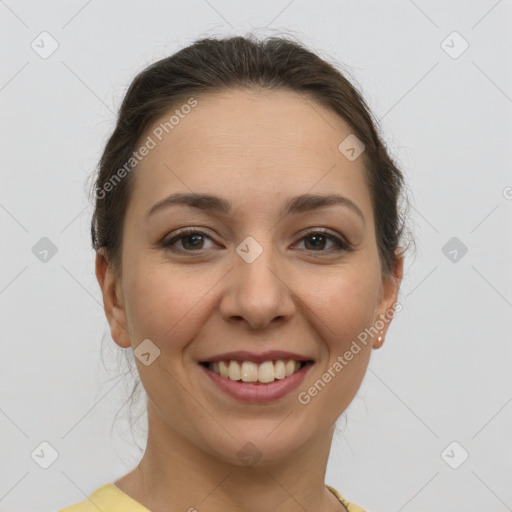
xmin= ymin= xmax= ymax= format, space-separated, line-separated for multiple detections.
xmin=1 ymin=1 xmax=511 ymax=511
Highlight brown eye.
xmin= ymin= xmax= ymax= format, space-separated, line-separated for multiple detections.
xmin=295 ymin=230 xmax=351 ymax=253
xmin=162 ymin=229 xmax=216 ymax=252
xmin=161 ymin=228 xmax=352 ymax=255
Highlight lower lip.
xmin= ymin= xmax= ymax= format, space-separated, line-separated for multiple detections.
xmin=199 ymin=363 xmax=313 ymax=403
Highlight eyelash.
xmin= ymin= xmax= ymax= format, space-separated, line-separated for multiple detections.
xmin=161 ymin=227 xmax=353 ymax=255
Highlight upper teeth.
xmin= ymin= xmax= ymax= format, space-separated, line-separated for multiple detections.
xmin=208 ymin=360 xmax=303 ymax=383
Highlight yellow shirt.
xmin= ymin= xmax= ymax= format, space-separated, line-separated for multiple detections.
xmin=58 ymin=483 xmax=367 ymax=511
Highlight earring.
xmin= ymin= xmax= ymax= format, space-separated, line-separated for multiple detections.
xmin=377 ymin=331 xmax=383 ymax=343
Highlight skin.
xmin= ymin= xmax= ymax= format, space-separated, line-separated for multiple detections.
xmin=95 ymin=88 xmax=403 ymax=512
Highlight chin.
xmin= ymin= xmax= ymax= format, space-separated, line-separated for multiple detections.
xmin=201 ymin=421 xmax=314 ymax=468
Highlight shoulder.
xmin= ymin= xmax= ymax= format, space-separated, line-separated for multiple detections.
xmin=57 ymin=484 xmax=113 ymax=512
xmin=57 ymin=496 xmax=96 ymax=512
xmin=57 ymin=483 xmax=150 ymax=512
xmin=326 ymin=484 xmax=368 ymax=512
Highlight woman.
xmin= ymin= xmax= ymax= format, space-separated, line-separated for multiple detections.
xmin=59 ymin=34 xmax=407 ymax=512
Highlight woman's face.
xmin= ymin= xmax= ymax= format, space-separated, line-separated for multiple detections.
xmin=97 ymin=88 xmax=402 ymax=465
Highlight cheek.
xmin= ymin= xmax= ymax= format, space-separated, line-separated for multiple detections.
xmin=123 ymin=262 xmax=221 ymax=350
xmin=296 ymin=270 xmax=378 ymax=422
xmin=313 ymin=266 xmax=380 ymax=348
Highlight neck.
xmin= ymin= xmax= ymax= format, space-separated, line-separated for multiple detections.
xmin=116 ymin=403 xmax=346 ymax=512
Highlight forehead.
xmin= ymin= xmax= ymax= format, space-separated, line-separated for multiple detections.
xmin=129 ymin=88 xmax=373 ymax=221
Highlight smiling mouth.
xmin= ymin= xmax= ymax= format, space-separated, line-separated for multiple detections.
xmin=199 ymin=359 xmax=314 ymax=385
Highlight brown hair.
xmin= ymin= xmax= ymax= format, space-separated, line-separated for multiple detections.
xmin=89 ymin=33 xmax=411 ymax=446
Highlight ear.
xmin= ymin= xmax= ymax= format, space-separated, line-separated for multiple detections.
xmin=95 ymin=249 xmax=132 ymax=349
xmin=372 ymin=251 xmax=404 ymax=349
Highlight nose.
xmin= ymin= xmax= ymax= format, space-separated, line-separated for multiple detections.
xmin=219 ymin=244 xmax=296 ymax=330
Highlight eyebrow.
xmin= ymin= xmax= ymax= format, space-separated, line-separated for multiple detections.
xmin=145 ymin=192 xmax=365 ymax=224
